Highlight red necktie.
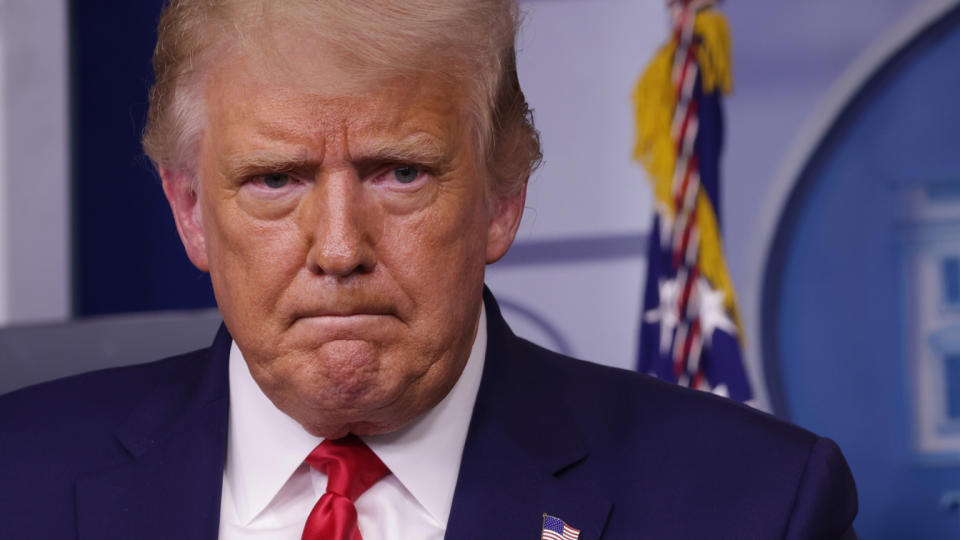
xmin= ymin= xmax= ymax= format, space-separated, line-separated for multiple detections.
xmin=301 ymin=434 xmax=390 ymax=540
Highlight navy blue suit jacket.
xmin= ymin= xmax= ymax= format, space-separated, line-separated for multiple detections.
xmin=0 ymin=290 xmax=857 ymax=539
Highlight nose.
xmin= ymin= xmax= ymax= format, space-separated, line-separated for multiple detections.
xmin=304 ymin=171 xmax=376 ymax=277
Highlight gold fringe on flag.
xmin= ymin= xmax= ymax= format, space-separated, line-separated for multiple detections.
xmin=694 ymin=9 xmax=732 ymax=95
xmin=631 ymin=41 xmax=677 ymax=216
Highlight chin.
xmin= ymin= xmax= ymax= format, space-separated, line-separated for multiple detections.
xmin=297 ymin=340 xmax=383 ymax=386
xmin=293 ymin=371 xmax=439 ymax=438
xmin=300 ymin=407 xmax=415 ymax=439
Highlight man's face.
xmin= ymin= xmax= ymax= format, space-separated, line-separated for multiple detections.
xmin=162 ymin=38 xmax=525 ymax=438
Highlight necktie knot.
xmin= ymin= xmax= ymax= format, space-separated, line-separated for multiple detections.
xmin=305 ymin=434 xmax=390 ymax=501
xmin=301 ymin=434 xmax=390 ymax=540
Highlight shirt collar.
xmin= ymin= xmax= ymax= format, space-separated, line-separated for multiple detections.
xmin=225 ymin=304 xmax=487 ymax=527
xmin=225 ymin=341 xmax=322 ymax=525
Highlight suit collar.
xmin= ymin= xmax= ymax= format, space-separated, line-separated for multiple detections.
xmin=446 ymin=288 xmax=612 ymax=540
xmin=75 ymin=324 xmax=232 ymax=540
xmin=478 ymin=288 xmax=590 ymax=476
xmin=114 ymin=324 xmax=231 ymax=456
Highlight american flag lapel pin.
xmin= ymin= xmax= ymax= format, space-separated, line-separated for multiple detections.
xmin=541 ymin=513 xmax=581 ymax=540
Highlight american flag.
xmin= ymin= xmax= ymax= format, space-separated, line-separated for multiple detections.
xmin=541 ymin=514 xmax=580 ymax=540
xmin=633 ymin=0 xmax=752 ymax=401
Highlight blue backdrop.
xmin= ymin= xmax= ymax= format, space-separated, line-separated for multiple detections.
xmin=762 ymin=5 xmax=960 ymax=537
xmin=71 ymin=1 xmax=215 ymax=316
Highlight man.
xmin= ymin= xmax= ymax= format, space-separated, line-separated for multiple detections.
xmin=0 ymin=1 xmax=857 ymax=539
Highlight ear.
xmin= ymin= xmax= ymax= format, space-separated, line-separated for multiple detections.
xmin=160 ymin=168 xmax=210 ymax=272
xmin=485 ymin=183 xmax=527 ymax=264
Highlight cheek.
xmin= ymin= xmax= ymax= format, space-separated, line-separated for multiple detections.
xmin=382 ymin=189 xmax=489 ymax=302
xmin=203 ymin=200 xmax=308 ymax=314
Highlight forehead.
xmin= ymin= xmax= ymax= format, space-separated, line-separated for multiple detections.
xmin=201 ymin=39 xmax=468 ymax=160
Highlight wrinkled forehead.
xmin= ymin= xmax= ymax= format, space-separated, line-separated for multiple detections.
xmin=207 ymin=54 xmax=465 ymax=145
xmin=202 ymin=31 xmax=470 ymax=153
xmin=221 ymin=36 xmax=445 ymax=102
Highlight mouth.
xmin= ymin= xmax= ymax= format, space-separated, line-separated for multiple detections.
xmin=293 ymin=305 xmax=397 ymax=319
xmin=289 ymin=302 xmax=400 ymax=328
xmin=297 ymin=312 xmax=392 ymax=322
xmin=288 ymin=312 xmax=400 ymax=341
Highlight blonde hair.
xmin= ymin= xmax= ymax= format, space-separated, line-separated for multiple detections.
xmin=141 ymin=0 xmax=541 ymax=198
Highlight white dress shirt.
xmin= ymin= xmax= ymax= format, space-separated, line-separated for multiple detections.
xmin=218 ymin=306 xmax=487 ymax=540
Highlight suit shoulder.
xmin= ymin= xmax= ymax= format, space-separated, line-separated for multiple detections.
xmin=0 ymin=345 xmax=225 ymax=535
xmin=512 ymin=338 xmax=857 ymax=535
xmin=514 ymin=336 xmax=823 ymax=463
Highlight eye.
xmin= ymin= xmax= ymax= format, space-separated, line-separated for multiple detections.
xmin=262 ymin=173 xmax=291 ymax=189
xmin=393 ymin=165 xmax=421 ymax=184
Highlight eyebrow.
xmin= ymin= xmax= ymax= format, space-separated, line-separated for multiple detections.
xmin=351 ymin=131 xmax=453 ymax=169
xmin=220 ymin=151 xmax=318 ymax=181
xmin=219 ymin=131 xmax=454 ymax=181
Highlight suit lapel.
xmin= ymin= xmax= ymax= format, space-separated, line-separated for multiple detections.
xmin=75 ymin=326 xmax=232 ymax=540
xmin=446 ymin=290 xmax=612 ymax=540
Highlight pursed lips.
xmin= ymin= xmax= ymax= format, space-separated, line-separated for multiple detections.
xmin=289 ymin=305 xmax=401 ymax=333
xmin=293 ymin=304 xmax=396 ymax=318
